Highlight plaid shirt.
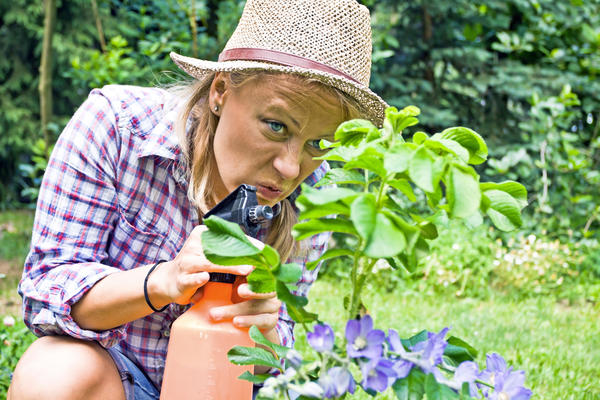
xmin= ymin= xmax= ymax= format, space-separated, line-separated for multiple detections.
xmin=19 ymin=85 xmax=330 ymax=388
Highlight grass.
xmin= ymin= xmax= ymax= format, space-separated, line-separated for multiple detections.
xmin=1 ymin=209 xmax=599 ymax=399
xmin=0 ymin=209 xmax=35 ymax=397
xmin=294 ymin=279 xmax=600 ymax=399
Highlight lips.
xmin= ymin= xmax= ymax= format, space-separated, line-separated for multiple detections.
xmin=256 ymin=183 xmax=284 ymax=202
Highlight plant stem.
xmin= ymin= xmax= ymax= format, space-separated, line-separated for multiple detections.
xmin=348 ymin=257 xmax=377 ymax=320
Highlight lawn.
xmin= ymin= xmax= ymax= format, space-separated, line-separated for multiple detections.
xmin=295 ymin=279 xmax=600 ymax=400
xmin=1 ymin=209 xmax=598 ymax=399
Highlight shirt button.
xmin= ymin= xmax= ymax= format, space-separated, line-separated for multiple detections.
xmin=162 ymin=329 xmax=170 ymax=337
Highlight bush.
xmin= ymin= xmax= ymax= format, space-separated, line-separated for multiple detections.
xmin=344 ymin=223 xmax=599 ymax=303
xmin=0 ymin=316 xmax=36 ymax=397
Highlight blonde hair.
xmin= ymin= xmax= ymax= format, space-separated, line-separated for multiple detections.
xmin=175 ymin=71 xmax=361 ymax=261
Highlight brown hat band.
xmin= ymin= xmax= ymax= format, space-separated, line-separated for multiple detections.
xmin=218 ymin=48 xmax=361 ymax=85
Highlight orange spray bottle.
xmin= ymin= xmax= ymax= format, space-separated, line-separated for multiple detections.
xmin=160 ymin=185 xmax=275 ymax=400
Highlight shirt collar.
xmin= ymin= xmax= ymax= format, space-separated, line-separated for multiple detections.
xmin=136 ymin=106 xmax=182 ymax=162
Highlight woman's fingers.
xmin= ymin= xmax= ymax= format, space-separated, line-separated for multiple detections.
xmin=177 ymin=272 xmax=210 ymax=289
xmin=209 ymin=298 xmax=281 ymax=321
xmin=232 ymin=313 xmax=279 ymax=330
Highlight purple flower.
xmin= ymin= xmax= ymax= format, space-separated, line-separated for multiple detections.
xmin=307 ymin=323 xmax=335 ymax=353
xmin=345 ymin=315 xmax=385 ymax=359
xmin=480 ymin=353 xmax=532 ymax=400
xmin=285 ymin=349 xmax=303 ymax=370
xmin=318 ymin=366 xmax=356 ymax=398
xmin=289 ymin=381 xmax=324 ymax=399
xmin=410 ymin=327 xmax=449 ymax=379
xmin=387 ymin=329 xmax=413 ymax=379
xmin=452 ymin=361 xmax=479 ymax=396
xmin=360 ymin=358 xmax=397 ymax=392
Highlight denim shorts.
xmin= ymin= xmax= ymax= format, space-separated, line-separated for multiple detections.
xmin=106 ymin=347 xmax=160 ymax=400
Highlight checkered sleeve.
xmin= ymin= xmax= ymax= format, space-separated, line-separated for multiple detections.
xmin=275 ymin=162 xmax=331 ymax=349
xmin=19 ymin=91 xmax=126 ymax=347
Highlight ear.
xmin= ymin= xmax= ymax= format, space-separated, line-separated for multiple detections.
xmin=209 ymin=72 xmax=229 ymax=116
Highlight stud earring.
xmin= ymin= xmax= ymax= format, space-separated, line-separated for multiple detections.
xmin=213 ymin=105 xmax=219 ymax=112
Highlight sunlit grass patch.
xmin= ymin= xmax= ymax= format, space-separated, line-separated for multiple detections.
xmin=297 ymin=279 xmax=600 ymax=399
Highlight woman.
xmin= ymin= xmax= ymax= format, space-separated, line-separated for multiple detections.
xmin=9 ymin=0 xmax=387 ymax=399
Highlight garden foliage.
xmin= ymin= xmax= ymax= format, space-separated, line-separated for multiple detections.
xmin=201 ymin=107 xmax=530 ymax=398
xmin=2 ymin=0 xmax=599 ymax=243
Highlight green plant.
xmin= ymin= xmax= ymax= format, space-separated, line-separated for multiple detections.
xmin=486 ymin=85 xmax=600 ymax=240
xmin=200 ymin=106 xmax=530 ymax=399
xmin=0 ymin=317 xmax=36 ymax=397
xmin=395 ymin=224 xmax=497 ymax=298
xmin=18 ymin=138 xmax=55 ymax=204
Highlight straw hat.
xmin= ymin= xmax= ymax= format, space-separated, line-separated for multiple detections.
xmin=170 ymin=0 xmax=388 ymax=126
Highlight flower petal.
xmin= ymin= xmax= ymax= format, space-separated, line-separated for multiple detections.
xmin=345 ymin=319 xmax=361 ymax=342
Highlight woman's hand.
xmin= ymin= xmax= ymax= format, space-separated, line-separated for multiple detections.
xmin=209 ymin=283 xmax=282 ymax=333
xmin=148 ymin=225 xmax=255 ymax=307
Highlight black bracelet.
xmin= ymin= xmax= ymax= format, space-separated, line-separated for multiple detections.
xmin=144 ymin=260 xmax=169 ymax=312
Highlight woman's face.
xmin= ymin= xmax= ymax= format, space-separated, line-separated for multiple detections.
xmin=209 ymin=73 xmax=346 ymax=206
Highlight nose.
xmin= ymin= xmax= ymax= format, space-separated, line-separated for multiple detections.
xmin=273 ymin=141 xmax=302 ymax=181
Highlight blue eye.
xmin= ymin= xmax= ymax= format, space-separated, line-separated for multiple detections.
xmin=308 ymin=139 xmax=322 ymax=150
xmin=267 ymin=121 xmax=285 ymax=133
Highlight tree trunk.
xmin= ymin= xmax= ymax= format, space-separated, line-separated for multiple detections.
xmin=190 ymin=0 xmax=198 ymax=57
xmin=422 ymin=5 xmax=435 ymax=92
xmin=91 ymin=0 xmax=107 ymax=53
xmin=39 ymin=0 xmax=57 ymax=157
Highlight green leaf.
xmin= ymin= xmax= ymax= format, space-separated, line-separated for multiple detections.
xmin=261 ymin=245 xmax=280 ymax=267
xmin=425 ymin=138 xmax=470 ymax=164
xmin=350 ymin=193 xmax=377 ymax=241
xmin=315 ymin=168 xmax=366 ymax=187
xmin=445 ymin=336 xmax=478 ymax=364
xmin=204 ymin=253 xmax=266 ymax=269
xmin=292 ymin=218 xmax=357 ymax=241
xmin=274 ymin=263 xmax=302 ymax=283
xmin=392 ymin=368 xmax=425 ymax=400
xmin=385 ymin=106 xmax=421 ymax=134
xmin=238 ymin=371 xmax=271 ymax=384
xmin=460 ymin=382 xmax=472 ymax=399
xmin=409 ymin=146 xmax=435 ymax=193
xmin=248 ymin=326 xmax=289 ymax=358
xmin=464 ymin=211 xmax=484 ymax=229
xmin=315 ymin=145 xmax=362 ymax=162
xmin=202 ymin=216 xmax=261 ymax=257
xmin=275 ymin=281 xmax=317 ymax=323
xmin=436 ymin=127 xmax=488 ymax=164
xmin=247 ymin=267 xmax=276 ymax=293
xmin=389 ymin=179 xmax=417 ymax=202
xmin=410 ymin=214 xmax=438 ymax=239
xmin=364 ymin=212 xmax=407 ymax=258
xmin=480 ymin=181 xmax=528 ymax=208
xmin=401 ymin=330 xmax=428 ymax=349
xmin=413 ymin=131 xmax=429 ymax=145
xmin=482 ymin=189 xmax=523 ymax=231
xmin=385 ymin=143 xmax=415 ymax=174
xmin=300 ymin=185 xmax=357 ymax=205
xmin=424 ymin=373 xmax=459 ymax=399
xmin=384 ymin=211 xmax=419 ymax=235
xmin=345 ymin=147 xmax=387 ymax=178
xmin=297 ymin=198 xmax=350 ymax=220
xmin=227 ymin=346 xmax=282 ymax=370
xmin=448 ymin=165 xmax=480 ymax=218
xmin=334 ymin=119 xmax=379 ymax=145
xmin=306 ymin=248 xmax=354 ymax=270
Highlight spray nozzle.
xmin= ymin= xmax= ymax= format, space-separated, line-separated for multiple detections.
xmin=204 ymin=184 xmax=277 ymax=282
